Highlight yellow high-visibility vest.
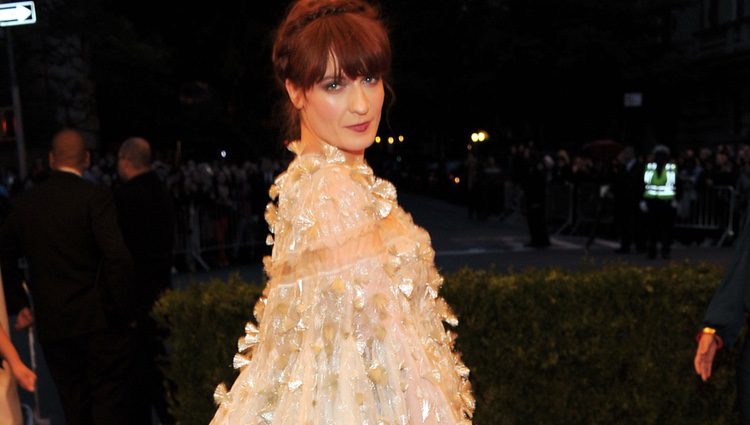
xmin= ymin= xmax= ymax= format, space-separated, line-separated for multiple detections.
xmin=643 ymin=162 xmax=676 ymax=200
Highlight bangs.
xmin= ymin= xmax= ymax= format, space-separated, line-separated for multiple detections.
xmin=290 ymin=12 xmax=391 ymax=89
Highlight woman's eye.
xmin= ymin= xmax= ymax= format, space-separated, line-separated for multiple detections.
xmin=363 ymin=76 xmax=379 ymax=85
xmin=325 ymin=80 xmax=342 ymax=91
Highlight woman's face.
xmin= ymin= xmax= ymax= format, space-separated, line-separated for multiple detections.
xmin=286 ymin=56 xmax=384 ymax=160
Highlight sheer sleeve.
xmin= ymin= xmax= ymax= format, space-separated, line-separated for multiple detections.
xmin=299 ymin=164 xmax=384 ymax=250
xmin=265 ymin=160 xmax=398 ymax=277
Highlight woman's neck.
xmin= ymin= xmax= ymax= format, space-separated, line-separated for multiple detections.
xmin=299 ymin=126 xmax=364 ymax=164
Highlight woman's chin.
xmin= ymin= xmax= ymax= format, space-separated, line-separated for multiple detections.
xmin=337 ymin=138 xmax=375 ymax=155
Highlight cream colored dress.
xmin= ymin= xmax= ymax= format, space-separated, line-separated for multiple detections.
xmin=211 ymin=142 xmax=474 ymax=425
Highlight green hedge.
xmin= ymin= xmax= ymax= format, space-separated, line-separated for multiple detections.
xmin=153 ymin=263 xmax=741 ymax=425
xmin=442 ymin=263 xmax=738 ymax=425
xmin=152 ymin=275 xmax=263 ymax=425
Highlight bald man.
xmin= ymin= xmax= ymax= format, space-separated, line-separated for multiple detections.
xmin=0 ymin=129 xmax=137 ymax=425
xmin=116 ymin=137 xmax=175 ymax=424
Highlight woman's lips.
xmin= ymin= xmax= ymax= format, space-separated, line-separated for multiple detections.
xmin=347 ymin=121 xmax=370 ymax=133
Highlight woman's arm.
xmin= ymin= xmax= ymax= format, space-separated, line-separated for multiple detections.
xmin=0 ymin=326 xmax=35 ymax=392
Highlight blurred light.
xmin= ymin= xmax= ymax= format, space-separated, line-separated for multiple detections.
xmin=477 ymin=132 xmax=486 ymax=142
xmin=478 ymin=130 xmax=489 ymax=142
xmin=398 ymin=135 xmax=405 ymax=142
xmin=454 ymin=177 xmax=461 ymax=184
xmin=388 ymin=136 xmax=395 ymax=144
xmin=467 ymin=144 xmax=472 ymax=150
xmin=375 ymin=136 xmax=381 ymax=143
xmin=397 ymin=156 xmax=402 ymax=162
xmin=0 ymin=107 xmax=14 ymax=139
xmin=220 ymin=150 xmax=227 ymax=158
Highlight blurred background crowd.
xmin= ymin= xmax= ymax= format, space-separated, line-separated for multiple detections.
xmin=0 ymin=138 xmax=746 ymax=270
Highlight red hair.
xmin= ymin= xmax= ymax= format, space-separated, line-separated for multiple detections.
xmin=272 ymin=0 xmax=391 ymax=140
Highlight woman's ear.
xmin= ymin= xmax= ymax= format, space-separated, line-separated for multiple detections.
xmin=285 ymin=79 xmax=305 ymax=109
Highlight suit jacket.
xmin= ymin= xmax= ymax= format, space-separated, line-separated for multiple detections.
xmin=0 ymin=171 xmax=134 ymax=343
xmin=702 ymin=211 xmax=750 ymax=348
xmin=613 ymin=160 xmax=645 ymax=208
xmin=114 ymin=170 xmax=174 ymax=320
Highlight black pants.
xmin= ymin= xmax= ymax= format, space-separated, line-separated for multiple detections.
xmin=42 ymin=327 xmax=137 ymax=425
xmin=646 ymin=199 xmax=675 ymax=257
xmin=615 ymin=201 xmax=645 ymax=251
xmin=467 ymin=185 xmax=482 ymax=220
xmin=526 ymin=202 xmax=550 ymax=247
xmin=133 ymin=317 xmax=175 ymax=425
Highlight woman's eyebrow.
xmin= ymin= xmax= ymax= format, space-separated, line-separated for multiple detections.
xmin=321 ymin=74 xmax=350 ymax=81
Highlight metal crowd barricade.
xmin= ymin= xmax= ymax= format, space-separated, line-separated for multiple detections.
xmin=674 ymin=185 xmax=735 ymax=246
xmin=543 ymin=182 xmax=739 ymax=246
xmin=545 ymin=182 xmax=574 ymax=234
xmin=173 ymin=201 xmax=264 ymax=271
xmin=567 ymin=183 xmax=614 ymax=236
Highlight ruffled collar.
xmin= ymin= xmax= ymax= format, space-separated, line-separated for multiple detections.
xmin=268 ymin=140 xmax=398 ymax=223
xmin=286 ymin=140 xmax=361 ymax=166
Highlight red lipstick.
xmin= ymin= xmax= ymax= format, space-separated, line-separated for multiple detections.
xmin=347 ymin=121 xmax=370 ymax=133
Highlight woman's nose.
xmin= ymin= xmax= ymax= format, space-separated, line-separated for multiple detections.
xmin=349 ymin=83 xmax=370 ymax=115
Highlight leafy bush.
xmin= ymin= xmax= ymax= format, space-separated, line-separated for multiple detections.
xmin=442 ymin=262 xmax=737 ymax=425
xmin=154 ymin=263 xmax=740 ymax=424
xmin=152 ymin=274 xmax=263 ymax=425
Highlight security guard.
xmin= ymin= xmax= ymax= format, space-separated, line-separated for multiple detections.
xmin=641 ymin=144 xmax=677 ymax=259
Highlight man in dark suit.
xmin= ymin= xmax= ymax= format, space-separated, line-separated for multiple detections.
xmin=612 ymin=147 xmax=646 ymax=253
xmin=0 ymin=129 xmax=136 ymax=424
xmin=695 ymin=211 xmax=750 ymax=422
xmin=521 ymin=150 xmax=551 ymax=248
xmin=116 ymin=137 xmax=175 ymax=424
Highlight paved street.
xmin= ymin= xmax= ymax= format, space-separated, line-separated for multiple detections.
xmin=10 ymin=192 xmax=737 ymax=424
xmin=176 ymin=192 xmax=737 ymax=287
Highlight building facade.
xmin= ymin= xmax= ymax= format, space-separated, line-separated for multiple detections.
xmin=670 ymin=0 xmax=750 ymax=146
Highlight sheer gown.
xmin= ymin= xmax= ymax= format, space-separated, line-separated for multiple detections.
xmin=211 ymin=142 xmax=474 ymax=425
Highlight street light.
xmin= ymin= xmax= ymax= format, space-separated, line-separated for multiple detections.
xmin=387 ymin=136 xmax=395 ymax=144
xmin=398 ymin=135 xmax=404 ymax=142
xmin=375 ymin=136 xmax=381 ymax=143
xmin=470 ymin=130 xmax=490 ymax=143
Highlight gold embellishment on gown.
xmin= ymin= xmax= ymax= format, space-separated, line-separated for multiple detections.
xmin=213 ymin=383 xmax=229 ymax=405
xmin=210 ymin=141 xmax=474 ymax=424
xmin=233 ymin=353 xmax=251 ymax=370
xmin=399 ymin=278 xmax=415 ymax=299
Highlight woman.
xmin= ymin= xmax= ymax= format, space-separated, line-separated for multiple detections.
xmin=211 ymin=1 xmax=474 ymax=423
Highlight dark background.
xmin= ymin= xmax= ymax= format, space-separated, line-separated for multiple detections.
xmin=0 ymin=0 xmax=746 ymax=166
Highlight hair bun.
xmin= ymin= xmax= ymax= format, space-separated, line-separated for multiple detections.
xmin=298 ymin=3 xmax=366 ymax=29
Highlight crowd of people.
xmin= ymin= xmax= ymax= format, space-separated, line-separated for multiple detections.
xmin=1 ymin=151 xmax=287 ymax=270
xmin=459 ymin=141 xmax=750 ymax=254
xmin=3 ymin=140 xmax=749 ymax=266
xmin=466 ymin=142 xmax=750 ymax=212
